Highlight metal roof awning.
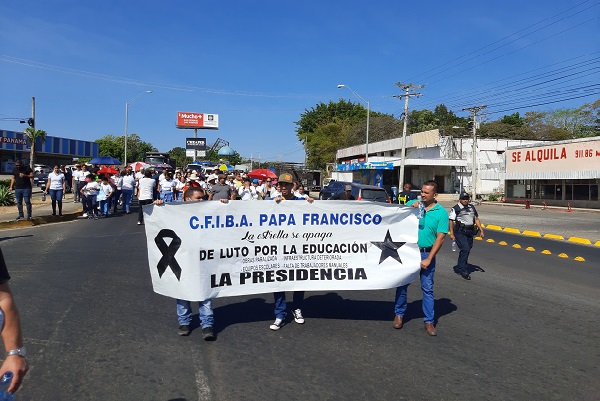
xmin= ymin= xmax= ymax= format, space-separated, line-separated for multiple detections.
xmin=394 ymin=158 xmax=468 ymax=167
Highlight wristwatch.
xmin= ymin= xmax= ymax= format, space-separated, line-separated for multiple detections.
xmin=6 ymin=347 xmax=27 ymax=360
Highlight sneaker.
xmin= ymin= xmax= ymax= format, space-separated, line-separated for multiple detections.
xmin=270 ymin=318 xmax=284 ymax=331
xmin=137 ymin=221 xmax=143 ymax=225
xmin=82 ymin=213 xmax=88 ymax=218
xmin=26 ymin=217 xmax=32 ymax=221
xmin=94 ymin=215 xmax=99 ymax=220
xmin=202 ymin=326 xmax=216 ymax=341
xmin=292 ymin=309 xmax=305 ymax=324
xmin=178 ymin=325 xmax=190 ymax=336
xmin=16 ymin=216 xmax=24 ymax=221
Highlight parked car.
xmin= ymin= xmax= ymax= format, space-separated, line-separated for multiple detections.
xmin=33 ymin=171 xmax=48 ymax=189
xmin=34 ymin=164 xmax=52 ymax=174
xmin=319 ymin=180 xmax=352 ymax=200
xmin=351 ymin=183 xmax=392 ymax=203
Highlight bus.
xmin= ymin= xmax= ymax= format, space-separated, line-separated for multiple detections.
xmin=144 ymin=152 xmax=172 ymax=167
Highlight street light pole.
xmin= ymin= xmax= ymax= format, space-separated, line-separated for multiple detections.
xmin=124 ymin=90 xmax=152 ymax=166
xmin=337 ymin=84 xmax=370 ymax=164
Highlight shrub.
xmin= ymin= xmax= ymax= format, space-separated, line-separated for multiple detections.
xmin=487 ymin=192 xmax=503 ymax=202
xmin=0 ymin=179 xmax=10 ymax=187
xmin=0 ymin=185 xmax=15 ymax=206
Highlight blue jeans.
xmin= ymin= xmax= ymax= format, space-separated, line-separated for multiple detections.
xmin=122 ymin=189 xmax=133 ymax=212
xmin=112 ymin=189 xmax=122 ymax=212
xmin=99 ymin=199 xmax=110 ymax=215
xmin=455 ymin=230 xmax=474 ymax=276
xmin=273 ymin=291 xmax=305 ymax=319
xmin=73 ymin=181 xmax=80 ymax=201
xmin=176 ymin=299 xmax=214 ymax=328
xmin=14 ymin=188 xmax=32 ymax=218
xmin=160 ymin=191 xmax=174 ymax=202
xmin=394 ymin=251 xmax=436 ymax=323
xmin=49 ymin=189 xmax=64 ymax=215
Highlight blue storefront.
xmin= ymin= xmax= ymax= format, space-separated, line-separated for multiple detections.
xmin=0 ymin=130 xmax=99 ymax=172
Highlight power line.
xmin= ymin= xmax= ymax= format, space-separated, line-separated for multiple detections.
xmin=409 ymin=1 xmax=598 ymax=82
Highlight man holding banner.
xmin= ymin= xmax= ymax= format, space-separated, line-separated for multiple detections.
xmin=269 ymin=172 xmax=314 ymax=331
xmin=393 ymin=180 xmax=448 ymax=336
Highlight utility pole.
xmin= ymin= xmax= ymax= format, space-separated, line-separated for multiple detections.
xmin=394 ymin=82 xmax=423 ymax=191
xmin=462 ymin=105 xmax=486 ymax=200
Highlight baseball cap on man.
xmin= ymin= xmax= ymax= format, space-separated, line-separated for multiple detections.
xmin=252 ymin=178 xmax=259 ymax=184
xmin=278 ymin=173 xmax=294 ymax=184
xmin=460 ymin=192 xmax=471 ymax=199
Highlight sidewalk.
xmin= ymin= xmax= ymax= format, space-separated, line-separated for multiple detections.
xmin=0 ymin=189 xmax=83 ymax=229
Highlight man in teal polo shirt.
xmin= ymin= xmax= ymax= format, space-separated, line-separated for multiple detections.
xmin=393 ymin=180 xmax=448 ymax=336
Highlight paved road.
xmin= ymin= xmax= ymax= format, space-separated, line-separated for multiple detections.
xmin=0 ymin=207 xmax=598 ymax=400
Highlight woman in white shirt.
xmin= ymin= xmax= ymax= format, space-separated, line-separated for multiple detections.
xmin=159 ymin=171 xmax=176 ymax=203
xmin=120 ymin=170 xmax=136 ymax=214
xmin=238 ymin=179 xmax=257 ymax=201
xmin=45 ymin=165 xmax=66 ymax=216
xmin=137 ymin=170 xmax=156 ymax=225
xmin=173 ymin=171 xmax=185 ymax=201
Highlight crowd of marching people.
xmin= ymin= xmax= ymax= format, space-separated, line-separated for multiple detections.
xmin=68 ymin=164 xmax=310 ymax=222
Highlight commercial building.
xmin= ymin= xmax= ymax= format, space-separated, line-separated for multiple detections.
xmin=333 ymin=129 xmax=539 ymax=198
xmin=505 ymin=136 xmax=600 ymax=208
xmin=0 ymin=129 xmax=99 ymax=172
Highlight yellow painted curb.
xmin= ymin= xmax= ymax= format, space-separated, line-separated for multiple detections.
xmin=503 ymin=227 xmax=521 ymax=234
xmin=594 ymin=241 xmax=600 ymax=247
xmin=543 ymin=234 xmax=564 ymax=240
xmin=486 ymin=239 xmax=495 ymax=243
xmin=523 ymin=230 xmax=542 ymax=237
xmin=486 ymin=224 xmax=502 ymax=231
xmin=558 ymin=253 xmax=569 ymax=258
xmin=525 ymin=247 xmax=535 ymax=251
xmin=568 ymin=237 xmax=592 ymax=245
xmin=499 ymin=241 xmax=508 ymax=246
xmin=541 ymin=250 xmax=551 ymax=254
xmin=574 ymin=256 xmax=585 ymax=262
xmin=512 ymin=244 xmax=522 ymax=248
xmin=474 ymin=237 xmax=483 ymax=241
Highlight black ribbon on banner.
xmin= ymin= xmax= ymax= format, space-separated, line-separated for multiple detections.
xmin=154 ymin=229 xmax=182 ymax=281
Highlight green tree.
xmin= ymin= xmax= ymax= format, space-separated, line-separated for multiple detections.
xmin=24 ymin=127 xmax=47 ymax=168
xmin=96 ymin=135 xmax=124 ymax=161
xmin=500 ymin=112 xmax=524 ymax=126
xmin=168 ymin=147 xmax=193 ymax=169
xmin=126 ymin=134 xmax=157 ymax=162
xmin=295 ymin=100 xmax=386 ymax=169
xmin=407 ymin=109 xmax=439 ymax=134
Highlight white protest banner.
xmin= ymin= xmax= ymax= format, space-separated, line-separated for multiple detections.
xmin=144 ymin=200 xmax=420 ymax=301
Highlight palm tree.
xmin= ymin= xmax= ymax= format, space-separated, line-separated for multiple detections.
xmin=24 ymin=127 xmax=47 ymax=168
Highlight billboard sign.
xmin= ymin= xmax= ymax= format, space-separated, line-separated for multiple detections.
xmin=176 ymin=112 xmax=219 ymax=129
xmin=506 ymin=139 xmax=600 ymax=175
xmin=185 ymin=137 xmax=207 ymax=150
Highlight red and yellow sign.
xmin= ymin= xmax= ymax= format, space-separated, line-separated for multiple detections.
xmin=176 ymin=112 xmax=219 ymax=129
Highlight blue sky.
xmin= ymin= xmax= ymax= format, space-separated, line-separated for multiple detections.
xmin=1 ymin=0 xmax=598 ymax=163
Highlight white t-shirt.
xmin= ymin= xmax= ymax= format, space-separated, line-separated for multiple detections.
xmin=122 ymin=175 xmax=136 ymax=190
xmin=83 ymin=181 xmax=100 ymax=196
xmin=72 ymin=170 xmax=81 ymax=182
xmin=113 ymin=175 xmax=123 ymax=190
xmin=160 ymin=179 xmax=175 ymax=192
xmin=48 ymin=172 xmax=65 ymax=190
xmin=238 ymin=185 xmax=257 ymax=201
xmin=174 ymin=178 xmax=185 ymax=191
xmin=138 ymin=177 xmax=155 ymax=200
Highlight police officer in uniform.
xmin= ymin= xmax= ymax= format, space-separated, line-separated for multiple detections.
xmin=398 ymin=183 xmax=417 ymax=205
xmin=448 ymin=192 xmax=484 ymax=280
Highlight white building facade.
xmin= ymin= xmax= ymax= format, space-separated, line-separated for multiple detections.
xmin=334 ymin=129 xmax=539 ymax=198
